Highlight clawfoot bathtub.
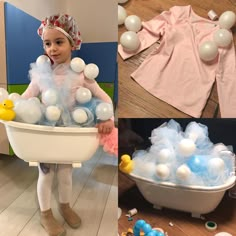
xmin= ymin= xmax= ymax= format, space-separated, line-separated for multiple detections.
xmin=0 ymin=120 xmax=99 ymax=167
xmin=128 ymin=173 xmax=236 ymax=218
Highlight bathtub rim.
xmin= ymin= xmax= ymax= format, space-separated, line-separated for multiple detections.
xmin=0 ymin=120 xmax=98 ymax=133
xmin=128 ymin=173 xmax=236 ymax=192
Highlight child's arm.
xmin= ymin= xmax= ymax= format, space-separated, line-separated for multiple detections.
xmin=21 ymin=81 xmax=40 ymax=99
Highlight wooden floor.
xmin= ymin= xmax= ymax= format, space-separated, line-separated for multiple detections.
xmin=0 ymin=148 xmax=118 ymax=236
xmin=118 ymin=172 xmax=236 ymax=236
xmin=118 ymin=0 xmax=236 ymax=118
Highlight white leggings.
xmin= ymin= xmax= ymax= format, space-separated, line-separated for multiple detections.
xmin=37 ymin=164 xmax=73 ymax=211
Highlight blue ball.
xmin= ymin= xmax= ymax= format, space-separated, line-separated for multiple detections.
xmin=187 ymin=155 xmax=207 ymax=173
xmin=143 ymin=223 xmax=152 ymax=233
xmin=135 ymin=219 xmax=146 ymax=229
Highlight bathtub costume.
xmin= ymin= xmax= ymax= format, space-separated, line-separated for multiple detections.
xmin=21 ymin=14 xmax=114 ymax=236
xmin=118 ymin=5 xmax=236 ymax=118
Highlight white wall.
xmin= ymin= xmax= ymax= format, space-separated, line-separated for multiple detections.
xmin=2 ymin=0 xmax=117 ymax=42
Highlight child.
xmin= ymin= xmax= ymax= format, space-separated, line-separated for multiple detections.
xmin=21 ymin=14 xmax=114 ymax=236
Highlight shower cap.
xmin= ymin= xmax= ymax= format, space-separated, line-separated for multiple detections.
xmin=37 ymin=13 xmax=82 ymax=50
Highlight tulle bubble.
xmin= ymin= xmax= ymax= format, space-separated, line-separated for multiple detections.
xmin=75 ymin=87 xmax=92 ymax=104
xmin=84 ymin=63 xmax=99 ymax=80
xmin=178 ymin=138 xmax=196 ymax=157
xmin=208 ymin=157 xmax=225 ymax=177
xmin=95 ymin=102 xmax=113 ymax=120
xmin=70 ymin=57 xmax=85 ymax=73
xmin=0 ymin=88 xmax=9 ymax=103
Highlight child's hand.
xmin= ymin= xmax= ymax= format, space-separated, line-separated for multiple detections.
xmin=96 ymin=119 xmax=114 ymax=134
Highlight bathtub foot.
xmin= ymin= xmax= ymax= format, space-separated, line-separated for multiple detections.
xmin=72 ymin=163 xmax=82 ymax=168
xmin=153 ymin=205 xmax=163 ymax=210
xmin=29 ymin=162 xmax=39 ymax=167
xmin=191 ymin=212 xmax=201 ymax=218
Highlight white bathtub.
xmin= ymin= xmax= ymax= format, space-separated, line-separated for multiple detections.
xmin=128 ymin=173 xmax=236 ymax=218
xmin=0 ymin=120 xmax=99 ymax=167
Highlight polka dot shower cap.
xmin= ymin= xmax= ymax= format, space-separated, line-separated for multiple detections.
xmin=37 ymin=13 xmax=82 ymax=50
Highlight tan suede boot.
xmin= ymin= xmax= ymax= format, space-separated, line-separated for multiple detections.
xmin=59 ymin=203 xmax=81 ymax=229
xmin=40 ymin=209 xmax=66 ymax=236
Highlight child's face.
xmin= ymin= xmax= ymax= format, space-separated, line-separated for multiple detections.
xmin=43 ymin=28 xmax=73 ymax=66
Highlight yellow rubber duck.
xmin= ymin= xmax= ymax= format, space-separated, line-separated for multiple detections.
xmin=0 ymin=99 xmax=16 ymax=121
xmin=119 ymin=154 xmax=134 ymax=174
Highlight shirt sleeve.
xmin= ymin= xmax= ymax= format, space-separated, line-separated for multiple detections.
xmin=21 ymin=79 xmax=40 ymax=99
xmin=118 ymin=8 xmax=173 ymax=60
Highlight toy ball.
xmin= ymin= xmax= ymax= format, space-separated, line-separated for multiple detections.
xmin=157 ymin=148 xmax=173 ymax=163
xmin=28 ymin=97 xmax=41 ymax=105
xmin=72 ymin=108 xmax=88 ymax=124
xmin=208 ymin=157 xmax=225 ymax=177
xmin=176 ymin=164 xmax=191 ymax=180
xmin=124 ymin=15 xmax=142 ymax=32
xmin=120 ymin=31 xmax=141 ymax=52
xmin=155 ymin=164 xmax=170 ymax=180
xmin=212 ymin=143 xmax=228 ymax=155
xmin=187 ymin=155 xmax=207 ymax=173
xmin=219 ymin=11 xmax=236 ymax=30
xmin=95 ymin=102 xmax=113 ymax=120
xmin=118 ymin=0 xmax=129 ymax=4
xmin=178 ymin=138 xmax=196 ymax=157
xmin=42 ymin=89 xmax=58 ymax=106
xmin=36 ymin=55 xmax=51 ymax=66
xmin=70 ymin=57 xmax=86 ymax=73
xmin=45 ymin=105 xmax=61 ymax=122
xmin=84 ymin=63 xmax=99 ymax=80
xmin=142 ymin=223 xmax=152 ymax=233
xmin=118 ymin=5 xmax=127 ymax=25
xmin=199 ymin=41 xmax=218 ymax=62
xmin=0 ymin=88 xmax=9 ymax=103
xmin=213 ymin=29 xmax=232 ymax=47
xmin=8 ymin=93 xmax=21 ymax=103
xmin=75 ymin=87 xmax=92 ymax=104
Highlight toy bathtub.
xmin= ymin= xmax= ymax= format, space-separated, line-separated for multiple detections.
xmin=128 ymin=173 xmax=236 ymax=218
xmin=0 ymin=120 xmax=99 ymax=167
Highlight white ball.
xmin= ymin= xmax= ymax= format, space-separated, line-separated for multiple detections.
xmin=8 ymin=93 xmax=21 ymax=103
xmin=124 ymin=15 xmax=142 ymax=32
xmin=76 ymin=87 xmax=92 ymax=104
xmin=157 ymin=148 xmax=173 ymax=163
xmin=45 ymin=106 xmax=61 ymax=122
xmin=212 ymin=143 xmax=228 ymax=155
xmin=70 ymin=57 xmax=86 ymax=73
xmin=118 ymin=0 xmax=129 ymax=3
xmin=178 ymin=139 xmax=196 ymax=157
xmin=42 ymin=89 xmax=58 ymax=106
xmin=72 ymin=108 xmax=88 ymax=124
xmin=176 ymin=164 xmax=191 ymax=180
xmin=120 ymin=31 xmax=140 ymax=52
xmin=0 ymin=88 xmax=9 ymax=103
xmin=156 ymin=164 xmax=170 ymax=180
xmin=36 ymin=55 xmax=51 ymax=66
xmin=28 ymin=97 xmax=41 ymax=105
xmin=219 ymin=11 xmax=236 ymax=30
xmin=118 ymin=5 xmax=127 ymax=25
xmin=208 ymin=158 xmax=225 ymax=177
xmin=199 ymin=41 xmax=218 ymax=62
xmin=84 ymin=63 xmax=99 ymax=80
xmin=213 ymin=29 xmax=232 ymax=47
xmin=95 ymin=102 xmax=113 ymax=120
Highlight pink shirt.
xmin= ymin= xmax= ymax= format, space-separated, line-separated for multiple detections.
xmin=118 ymin=5 xmax=236 ymax=118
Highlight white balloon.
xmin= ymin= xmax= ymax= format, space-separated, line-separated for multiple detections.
xmin=178 ymin=138 xmax=196 ymax=157
xmin=156 ymin=164 xmax=170 ymax=180
xmin=95 ymin=102 xmax=113 ymax=120
xmin=8 ymin=93 xmax=21 ymax=103
xmin=118 ymin=5 xmax=127 ymax=25
xmin=72 ymin=108 xmax=88 ymax=124
xmin=70 ymin=57 xmax=86 ymax=73
xmin=176 ymin=164 xmax=191 ymax=180
xmin=84 ymin=63 xmax=99 ymax=80
xmin=45 ymin=106 xmax=61 ymax=121
xmin=0 ymin=88 xmax=9 ymax=103
xmin=219 ymin=11 xmax=236 ymax=30
xmin=36 ymin=55 xmax=51 ymax=66
xmin=199 ymin=41 xmax=218 ymax=62
xmin=118 ymin=0 xmax=129 ymax=3
xmin=75 ymin=87 xmax=92 ymax=104
xmin=120 ymin=31 xmax=140 ymax=52
xmin=213 ymin=29 xmax=232 ymax=47
xmin=208 ymin=158 xmax=225 ymax=177
xmin=42 ymin=89 xmax=58 ymax=106
xmin=124 ymin=15 xmax=142 ymax=32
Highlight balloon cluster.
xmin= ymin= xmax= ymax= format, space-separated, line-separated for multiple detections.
xmin=199 ymin=11 xmax=236 ymax=62
xmin=118 ymin=0 xmax=142 ymax=52
xmin=133 ymin=220 xmax=164 ymax=236
xmin=131 ymin=120 xmax=235 ymax=187
xmin=0 ymin=55 xmax=113 ymax=127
